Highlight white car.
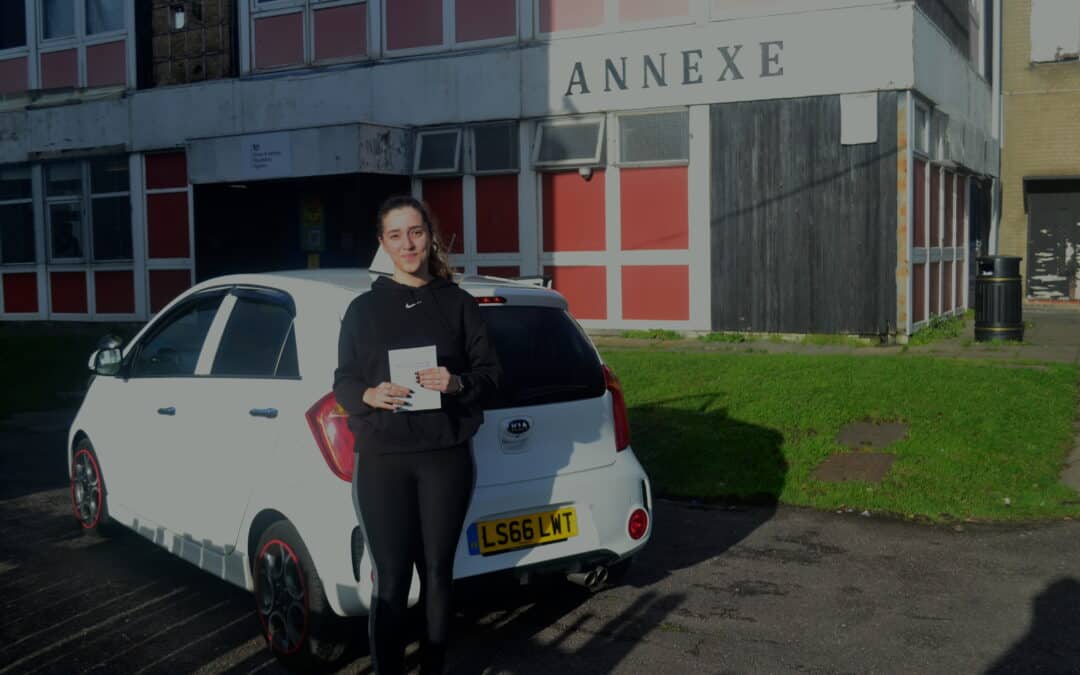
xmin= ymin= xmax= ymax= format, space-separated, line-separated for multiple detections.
xmin=68 ymin=269 xmax=652 ymax=667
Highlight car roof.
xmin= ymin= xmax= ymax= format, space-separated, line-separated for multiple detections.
xmin=184 ymin=268 xmax=567 ymax=310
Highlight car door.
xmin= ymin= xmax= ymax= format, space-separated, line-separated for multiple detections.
xmin=93 ymin=290 xmax=227 ymax=528
xmin=164 ymin=287 xmax=300 ymax=554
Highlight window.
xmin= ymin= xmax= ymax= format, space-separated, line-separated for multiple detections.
xmin=0 ymin=166 xmax=34 ymax=265
xmin=619 ymin=110 xmax=689 ymax=164
xmin=252 ymin=0 xmax=367 ymax=70
xmin=914 ymin=103 xmax=929 ymax=155
xmin=415 ymin=129 xmax=463 ymax=175
xmin=41 ymin=0 xmax=75 ymax=40
xmin=131 ymin=292 xmax=226 ymax=378
xmin=211 ymin=292 xmax=299 ymax=378
xmin=86 ymin=0 xmax=124 ymax=34
xmin=1 ymin=2 xmax=27 ymax=50
xmin=45 ymin=157 xmax=131 ymax=263
xmin=471 ymin=122 xmax=518 ymax=174
xmin=533 ymin=118 xmax=606 ymax=168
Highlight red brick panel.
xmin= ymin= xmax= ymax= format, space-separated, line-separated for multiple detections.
xmin=930 ymin=167 xmax=940 ymax=247
xmin=146 ymin=152 xmax=188 ymax=190
xmin=477 ymin=266 xmax=519 ymax=278
xmin=2 ymin=273 xmax=38 ymax=313
xmin=314 ymin=3 xmax=367 ymax=61
xmin=914 ymin=160 xmax=926 ymax=248
xmin=620 ymin=166 xmax=688 ymax=250
xmin=94 ymin=270 xmax=135 ymax=314
xmin=147 ymin=193 xmax=190 ymax=259
xmin=622 ymin=265 xmax=689 ymax=320
xmin=476 ymin=174 xmax=519 ymax=254
xmin=41 ymin=49 xmax=78 ymax=89
xmin=545 ymin=266 xmax=606 ymax=320
xmin=944 ymin=261 xmax=954 ymax=312
xmin=423 ymin=178 xmax=464 ymax=254
xmin=944 ymin=172 xmax=954 ymax=247
xmin=542 ymin=171 xmax=605 ymax=252
xmin=50 ymin=271 xmax=88 ymax=314
xmin=86 ymin=40 xmax=126 ymax=88
xmin=149 ymin=269 xmax=191 ymax=313
xmin=0 ymin=57 xmax=28 ymax=95
xmin=619 ymin=0 xmax=690 ymax=22
xmin=912 ymin=263 xmax=925 ymax=324
xmin=456 ymin=0 xmax=516 ymax=42
xmin=254 ymin=13 xmax=304 ymax=69
xmin=929 ymin=262 xmax=940 ymax=317
xmin=387 ymin=0 xmax=442 ymax=50
xmin=539 ymin=0 xmax=604 ymax=32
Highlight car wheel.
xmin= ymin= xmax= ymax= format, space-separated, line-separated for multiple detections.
xmin=254 ymin=520 xmax=349 ymax=672
xmin=70 ymin=439 xmax=113 ymax=535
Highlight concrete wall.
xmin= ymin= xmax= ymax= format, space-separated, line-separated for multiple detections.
xmin=999 ymin=0 xmax=1080 ymax=283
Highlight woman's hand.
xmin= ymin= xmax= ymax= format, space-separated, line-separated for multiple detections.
xmin=363 ymin=382 xmax=413 ymax=410
xmin=416 ymin=367 xmax=462 ymax=394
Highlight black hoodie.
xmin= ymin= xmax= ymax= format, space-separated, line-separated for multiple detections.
xmin=333 ymin=275 xmax=502 ymax=454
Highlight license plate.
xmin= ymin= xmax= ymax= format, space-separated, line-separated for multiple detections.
xmin=467 ymin=507 xmax=578 ymax=556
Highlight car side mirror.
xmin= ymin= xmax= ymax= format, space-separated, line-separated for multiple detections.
xmin=88 ymin=334 xmax=124 ymax=376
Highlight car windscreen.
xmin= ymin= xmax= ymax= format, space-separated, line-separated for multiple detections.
xmin=481 ymin=305 xmax=606 ymax=410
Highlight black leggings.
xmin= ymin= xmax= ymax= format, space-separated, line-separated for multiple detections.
xmin=352 ymin=444 xmax=475 ymax=674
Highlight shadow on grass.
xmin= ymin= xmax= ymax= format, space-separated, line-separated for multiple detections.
xmin=985 ymin=577 xmax=1080 ymax=674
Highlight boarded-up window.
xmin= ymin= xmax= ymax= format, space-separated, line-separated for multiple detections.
xmin=619 ymin=111 xmax=689 ymax=164
xmin=472 ymin=122 xmax=518 ymax=174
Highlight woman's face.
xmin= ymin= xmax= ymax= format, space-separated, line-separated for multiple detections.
xmin=380 ymin=206 xmax=431 ymax=277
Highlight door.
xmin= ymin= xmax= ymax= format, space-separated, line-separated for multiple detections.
xmin=1028 ymin=180 xmax=1080 ymax=301
xmin=96 ymin=290 xmax=227 ymax=527
xmin=164 ymin=287 xmax=300 ymax=552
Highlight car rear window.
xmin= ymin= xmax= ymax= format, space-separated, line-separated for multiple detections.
xmin=481 ymin=306 xmax=605 ymax=410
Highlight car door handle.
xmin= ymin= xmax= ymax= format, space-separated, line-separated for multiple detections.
xmin=157 ymin=407 xmax=176 ymax=416
xmin=250 ymin=408 xmax=278 ymax=419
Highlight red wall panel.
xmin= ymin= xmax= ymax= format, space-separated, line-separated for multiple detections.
xmin=539 ymin=0 xmax=604 ymax=32
xmin=86 ymin=40 xmax=125 ymax=88
xmin=542 ymin=171 xmax=605 ymax=252
xmin=930 ymin=167 xmax=940 ymax=246
xmin=914 ymin=160 xmax=926 ymax=248
xmin=912 ymin=264 xmax=925 ymax=324
xmin=929 ymin=262 xmax=940 ymax=317
xmin=944 ymin=172 xmax=955 ymax=247
xmin=0 ymin=57 xmax=28 ymax=95
xmin=94 ymin=270 xmax=135 ymax=314
xmin=147 ymin=193 xmax=190 ymax=259
xmin=456 ymin=0 xmax=515 ymax=42
xmin=41 ymin=49 xmax=77 ymax=89
xmin=2 ymin=273 xmax=37 ymax=313
xmin=619 ymin=0 xmax=690 ymax=22
xmin=423 ymin=178 xmax=464 ymax=254
xmin=943 ymin=261 xmax=954 ymax=313
xmin=50 ymin=272 xmax=87 ymax=314
xmin=477 ymin=266 xmax=519 ymax=278
xmin=254 ymin=13 xmax=304 ymax=69
xmin=545 ymin=266 xmax=606 ymax=320
xmin=620 ymin=166 xmax=688 ymax=250
xmin=476 ymin=174 xmax=519 ymax=253
xmin=387 ymin=0 xmax=442 ymax=50
xmin=622 ymin=265 xmax=689 ymax=320
xmin=956 ymin=256 xmax=965 ymax=309
xmin=146 ymin=152 xmax=188 ymax=190
xmin=149 ymin=269 xmax=191 ymax=313
xmin=314 ymin=3 xmax=367 ymax=60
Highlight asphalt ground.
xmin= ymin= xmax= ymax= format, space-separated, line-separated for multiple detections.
xmin=2 ymin=417 xmax=1079 ymax=674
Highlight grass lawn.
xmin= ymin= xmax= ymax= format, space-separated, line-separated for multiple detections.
xmin=601 ymin=350 xmax=1080 ymax=522
xmin=0 ymin=322 xmax=142 ymax=420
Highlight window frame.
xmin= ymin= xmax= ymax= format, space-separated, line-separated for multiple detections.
xmin=207 ymin=286 xmax=301 ymax=380
xmin=913 ymin=100 xmax=931 ymax=158
xmin=250 ymin=0 xmax=370 ymax=72
xmin=0 ymin=164 xmax=36 ymax=267
xmin=531 ymin=116 xmax=607 ymax=169
xmin=44 ymin=157 xmax=132 ymax=265
xmin=382 ymin=0 xmax=519 ymax=59
xmin=0 ymin=0 xmax=30 ymax=57
xmin=616 ymin=107 xmax=691 ymax=168
xmin=469 ymin=121 xmax=520 ymax=175
xmin=126 ymin=288 xmax=230 ymax=380
xmin=414 ymin=127 xmax=464 ymax=176
xmin=35 ymin=0 xmax=130 ymax=90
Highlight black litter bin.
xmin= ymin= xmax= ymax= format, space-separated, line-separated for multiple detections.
xmin=974 ymin=256 xmax=1023 ymax=342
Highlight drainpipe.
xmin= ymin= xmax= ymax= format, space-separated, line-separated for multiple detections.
xmin=989 ymin=0 xmax=1003 ymax=254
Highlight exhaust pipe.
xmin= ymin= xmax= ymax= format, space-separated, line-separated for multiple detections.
xmin=566 ymin=566 xmax=608 ymax=591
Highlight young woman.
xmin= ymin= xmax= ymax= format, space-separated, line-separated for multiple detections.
xmin=333 ymin=196 xmax=502 ymax=674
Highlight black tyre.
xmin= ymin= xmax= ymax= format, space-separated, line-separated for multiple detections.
xmin=253 ymin=520 xmax=349 ymax=672
xmin=70 ymin=439 xmax=114 ymax=536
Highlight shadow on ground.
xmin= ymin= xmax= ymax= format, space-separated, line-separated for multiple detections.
xmin=985 ymin=577 xmax=1080 ymax=674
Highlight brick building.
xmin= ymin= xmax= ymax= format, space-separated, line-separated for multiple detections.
xmin=1000 ymin=0 xmax=1080 ymax=302
xmin=0 ymin=1 xmax=1001 ymax=338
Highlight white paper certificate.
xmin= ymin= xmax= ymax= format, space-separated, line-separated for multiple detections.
xmin=388 ymin=345 xmax=440 ymax=412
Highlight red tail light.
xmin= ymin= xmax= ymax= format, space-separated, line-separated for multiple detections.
xmin=628 ymin=508 xmax=649 ymax=540
xmin=603 ymin=365 xmax=631 ymax=452
xmin=475 ymin=296 xmax=507 ymax=305
xmin=305 ymin=392 xmax=355 ymax=482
